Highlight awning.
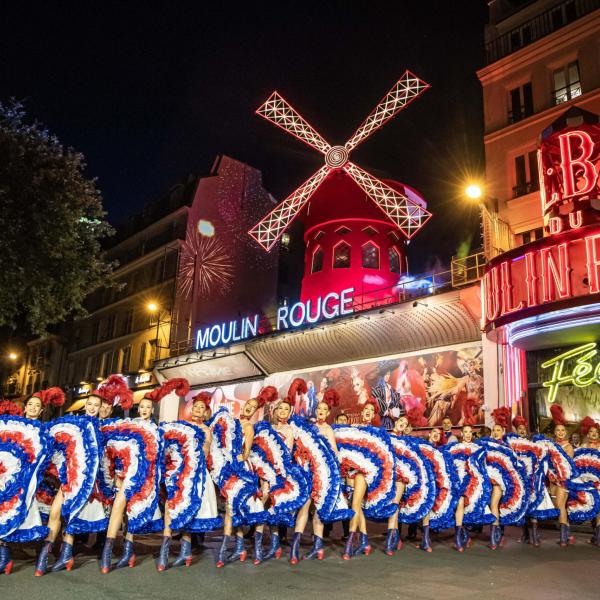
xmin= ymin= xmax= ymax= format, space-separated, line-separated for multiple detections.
xmin=155 ymin=285 xmax=482 ymax=386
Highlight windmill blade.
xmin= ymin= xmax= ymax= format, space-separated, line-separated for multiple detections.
xmin=249 ymin=166 xmax=330 ymax=251
xmin=343 ymin=162 xmax=432 ymax=239
xmin=257 ymin=92 xmax=331 ymax=155
xmin=344 ymin=71 xmax=430 ymax=152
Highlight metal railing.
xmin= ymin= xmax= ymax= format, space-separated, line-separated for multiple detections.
xmin=167 ymin=251 xmax=487 ymax=357
xmin=485 ymin=0 xmax=600 ymax=64
xmin=512 ymin=181 xmax=540 ymax=198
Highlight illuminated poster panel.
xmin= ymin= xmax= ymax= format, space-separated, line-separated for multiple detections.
xmin=178 ymin=343 xmax=483 ymax=429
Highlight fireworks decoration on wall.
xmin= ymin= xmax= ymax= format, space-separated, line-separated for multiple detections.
xmin=179 ymin=226 xmax=235 ymax=299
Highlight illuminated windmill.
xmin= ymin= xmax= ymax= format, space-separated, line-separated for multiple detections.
xmin=250 ymin=71 xmax=432 ymax=306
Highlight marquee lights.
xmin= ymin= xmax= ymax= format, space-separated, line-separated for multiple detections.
xmin=249 ymin=72 xmax=432 ymax=251
xmin=482 ymin=226 xmax=600 ymax=329
xmin=195 ymin=288 xmax=355 ymax=351
xmin=541 ymin=342 xmax=600 ymax=403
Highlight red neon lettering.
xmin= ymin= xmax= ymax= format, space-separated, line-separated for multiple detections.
xmin=548 ymin=217 xmax=563 ymax=235
xmin=585 ymin=233 xmax=600 ymax=294
xmin=500 ymin=261 xmax=524 ymax=314
xmin=484 ymin=267 xmax=501 ymax=322
xmin=559 ymin=131 xmax=598 ymax=198
xmin=568 ymin=210 xmax=583 ymax=229
xmin=540 ymin=243 xmax=572 ymax=302
xmin=524 ymin=252 xmax=538 ymax=307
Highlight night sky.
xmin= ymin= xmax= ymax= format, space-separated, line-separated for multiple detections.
xmin=2 ymin=2 xmax=489 ymax=272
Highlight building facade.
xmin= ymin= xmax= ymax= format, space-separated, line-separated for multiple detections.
xmin=479 ymin=0 xmax=600 ymax=430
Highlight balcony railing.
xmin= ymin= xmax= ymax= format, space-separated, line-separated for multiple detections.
xmin=485 ymin=0 xmax=600 ymax=64
xmin=512 ymin=181 xmax=540 ymax=198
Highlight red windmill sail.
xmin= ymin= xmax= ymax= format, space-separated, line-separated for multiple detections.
xmin=249 ymin=71 xmax=432 ymax=251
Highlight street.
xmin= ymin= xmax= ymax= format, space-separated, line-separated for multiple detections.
xmin=2 ymin=526 xmax=598 ymax=599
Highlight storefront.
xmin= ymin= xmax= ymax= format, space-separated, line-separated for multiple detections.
xmin=155 ymin=284 xmax=486 ymax=430
xmin=483 ymin=114 xmax=600 ymax=433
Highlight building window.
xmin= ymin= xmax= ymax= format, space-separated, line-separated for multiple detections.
xmin=107 ymin=314 xmax=117 ymax=339
xmin=311 ymin=247 xmax=324 ymax=273
xmin=91 ymin=320 xmax=101 ymax=344
xmin=121 ymin=346 xmax=132 ymax=373
xmin=512 ymin=150 xmax=540 ymax=198
xmin=333 ymin=242 xmax=351 ymax=269
xmin=84 ymin=356 xmax=93 ymax=381
xmin=553 ymin=61 xmax=581 ymax=105
xmin=389 ymin=247 xmax=401 ymax=274
xmin=361 ymin=242 xmax=380 ymax=269
xmin=520 ymin=227 xmax=544 ymax=245
xmin=124 ymin=308 xmax=134 ymax=334
xmin=138 ymin=343 xmax=147 ymax=370
xmin=508 ymin=82 xmax=533 ymax=123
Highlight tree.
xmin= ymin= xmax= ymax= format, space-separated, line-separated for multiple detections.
xmin=0 ymin=100 xmax=115 ymax=334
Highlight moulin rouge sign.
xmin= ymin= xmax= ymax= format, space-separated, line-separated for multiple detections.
xmin=483 ymin=123 xmax=600 ymax=330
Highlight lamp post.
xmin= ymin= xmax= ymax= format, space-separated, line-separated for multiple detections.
xmin=146 ymin=302 xmax=171 ymax=361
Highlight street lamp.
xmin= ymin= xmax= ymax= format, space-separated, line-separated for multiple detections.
xmin=465 ymin=183 xmax=483 ymax=200
xmin=146 ymin=301 xmax=170 ymax=360
xmin=7 ymin=352 xmax=18 ymax=361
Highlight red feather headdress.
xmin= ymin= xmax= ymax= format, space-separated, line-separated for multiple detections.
xmin=550 ymin=403 xmax=567 ymax=426
xmin=512 ymin=415 xmax=527 ymax=430
xmin=191 ymin=391 xmax=212 ymax=409
xmin=0 ymin=400 xmax=23 ymax=416
xmin=406 ymin=403 xmax=427 ymax=427
xmin=491 ymin=406 xmax=510 ymax=429
xmin=284 ymin=378 xmax=307 ymax=408
xmin=322 ymin=389 xmax=340 ymax=409
xmin=254 ymin=385 xmax=278 ymax=408
xmin=144 ymin=377 xmax=190 ymax=404
xmin=32 ymin=387 xmax=65 ymax=407
xmin=96 ymin=375 xmax=134 ymax=410
xmin=580 ymin=416 xmax=598 ymax=436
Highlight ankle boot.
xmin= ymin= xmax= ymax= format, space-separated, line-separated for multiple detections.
xmin=156 ymin=536 xmax=171 ymax=572
xmin=303 ymin=535 xmax=324 ymax=560
xmin=489 ymin=525 xmax=499 ymax=550
xmin=252 ymin=532 xmax=264 ymax=565
xmin=227 ymin=535 xmax=247 ymax=563
xmin=289 ymin=532 xmax=301 ymax=564
xmin=498 ymin=525 xmax=505 ymax=546
xmin=419 ymin=526 xmax=432 ymax=552
xmin=0 ymin=545 xmax=13 ymax=575
xmin=342 ymin=532 xmax=356 ymax=560
xmin=559 ymin=524 xmax=573 ymax=547
xmin=51 ymin=542 xmax=74 ymax=572
xmin=454 ymin=526 xmax=464 ymax=552
xmin=264 ymin=533 xmax=281 ymax=561
xmin=100 ymin=538 xmax=114 ymax=574
xmin=531 ymin=521 xmax=541 ymax=547
xmin=355 ymin=532 xmax=371 ymax=556
xmin=591 ymin=525 xmax=600 ymax=547
xmin=172 ymin=538 xmax=193 ymax=567
xmin=216 ymin=535 xmax=229 ymax=568
xmin=34 ymin=541 xmax=53 ymax=577
xmin=460 ymin=526 xmax=471 ymax=548
xmin=396 ymin=525 xmax=403 ymax=550
xmin=115 ymin=539 xmax=135 ymax=569
xmin=520 ymin=524 xmax=530 ymax=544
xmin=384 ymin=529 xmax=396 ymax=556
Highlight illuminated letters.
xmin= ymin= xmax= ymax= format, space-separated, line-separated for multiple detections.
xmin=559 ymin=131 xmax=598 ymax=198
xmin=586 ymin=233 xmax=600 ymax=294
xmin=501 ymin=260 xmax=524 ymax=314
xmin=540 ymin=243 xmax=571 ymax=302
xmin=541 ymin=343 xmax=600 ymax=403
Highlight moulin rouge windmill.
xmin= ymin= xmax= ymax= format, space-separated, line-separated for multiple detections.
xmin=249 ymin=71 xmax=432 ymax=306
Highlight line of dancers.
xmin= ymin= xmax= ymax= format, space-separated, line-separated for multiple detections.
xmin=1 ymin=374 xmax=599 ymax=575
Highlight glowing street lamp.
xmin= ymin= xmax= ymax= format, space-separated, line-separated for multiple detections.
xmin=465 ymin=183 xmax=483 ymax=201
xmin=147 ymin=302 xmax=159 ymax=313
xmin=7 ymin=352 xmax=18 ymax=361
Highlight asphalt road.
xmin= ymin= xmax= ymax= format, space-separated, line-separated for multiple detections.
xmin=1 ymin=526 xmax=598 ymax=600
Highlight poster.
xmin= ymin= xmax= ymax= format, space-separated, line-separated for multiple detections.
xmin=178 ymin=343 xmax=483 ymax=429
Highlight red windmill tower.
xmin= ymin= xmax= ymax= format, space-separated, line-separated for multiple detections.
xmin=249 ymin=71 xmax=432 ymax=307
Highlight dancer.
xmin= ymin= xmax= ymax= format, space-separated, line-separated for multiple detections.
xmin=0 ymin=398 xmax=51 ymax=575
xmin=334 ymin=399 xmax=396 ymax=559
xmin=546 ymin=404 xmax=575 ymax=547
xmin=290 ymin=388 xmax=344 ymax=562
xmin=214 ymin=386 xmax=276 ymax=568
xmin=157 ymin=387 xmax=222 ymax=571
xmin=100 ymin=377 xmax=166 ymax=573
xmin=36 ymin=392 xmax=105 ymax=575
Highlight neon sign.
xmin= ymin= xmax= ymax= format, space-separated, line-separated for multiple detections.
xmin=482 ymin=226 xmax=600 ymax=329
xmin=195 ymin=288 xmax=354 ymax=350
xmin=540 ymin=123 xmax=600 ymax=233
xmin=541 ymin=342 xmax=600 ymax=403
